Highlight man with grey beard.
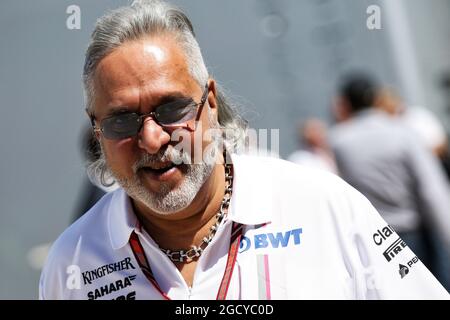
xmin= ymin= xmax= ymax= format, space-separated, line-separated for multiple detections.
xmin=116 ymin=137 xmax=219 ymax=214
xmin=40 ymin=0 xmax=449 ymax=300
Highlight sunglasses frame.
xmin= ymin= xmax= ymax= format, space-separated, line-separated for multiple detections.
xmin=89 ymin=83 xmax=209 ymax=140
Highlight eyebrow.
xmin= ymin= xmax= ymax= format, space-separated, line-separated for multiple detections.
xmin=103 ymin=107 xmax=134 ymax=118
xmin=104 ymin=92 xmax=193 ymax=118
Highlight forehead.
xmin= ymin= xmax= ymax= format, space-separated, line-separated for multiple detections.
xmin=92 ymin=35 xmax=198 ymax=112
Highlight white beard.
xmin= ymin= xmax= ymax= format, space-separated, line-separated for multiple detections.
xmin=112 ymin=143 xmax=220 ymax=215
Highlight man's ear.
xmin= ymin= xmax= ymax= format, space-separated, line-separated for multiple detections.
xmin=207 ymin=79 xmax=218 ymax=111
xmin=85 ymin=108 xmax=101 ymax=140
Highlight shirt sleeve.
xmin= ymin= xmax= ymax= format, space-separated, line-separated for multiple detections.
xmin=345 ymin=188 xmax=449 ymax=299
xmin=39 ymin=256 xmax=61 ymax=300
xmin=38 ymin=241 xmax=68 ymax=300
xmin=38 ymin=272 xmax=45 ymax=300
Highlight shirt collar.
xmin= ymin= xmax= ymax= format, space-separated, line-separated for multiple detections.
xmin=108 ymin=188 xmax=138 ymax=250
xmin=227 ymin=153 xmax=273 ymax=226
xmin=107 ymin=153 xmax=273 ymax=250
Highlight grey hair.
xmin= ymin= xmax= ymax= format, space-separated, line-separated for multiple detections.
xmin=83 ymin=0 xmax=248 ymax=189
xmin=83 ymin=0 xmax=208 ymax=112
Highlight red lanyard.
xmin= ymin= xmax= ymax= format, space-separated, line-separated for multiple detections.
xmin=129 ymin=221 xmax=243 ymax=300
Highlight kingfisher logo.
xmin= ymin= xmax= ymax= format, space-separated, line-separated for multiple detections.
xmin=239 ymin=228 xmax=302 ymax=253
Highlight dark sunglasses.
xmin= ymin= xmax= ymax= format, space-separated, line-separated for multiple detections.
xmin=90 ymin=83 xmax=209 ymax=140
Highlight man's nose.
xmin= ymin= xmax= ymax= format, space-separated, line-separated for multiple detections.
xmin=137 ymin=118 xmax=171 ymax=154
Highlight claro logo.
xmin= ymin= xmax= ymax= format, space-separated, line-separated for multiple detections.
xmin=239 ymin=228 xmax=302 ymax=253
xmin=373 ymin=225 xmax=395 ymax=245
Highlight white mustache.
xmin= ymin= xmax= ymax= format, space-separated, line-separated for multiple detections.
xmin=132 ymin=148 xmax=190 ymax=173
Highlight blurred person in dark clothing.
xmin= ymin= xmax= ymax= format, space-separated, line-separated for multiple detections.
xmin=375 ymin=87 xmax=450 ymax=290
xmin=330 ymin=72 xmax=450 ymax=291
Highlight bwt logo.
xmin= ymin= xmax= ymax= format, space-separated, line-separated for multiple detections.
xmin=239 ymin=228 xmax=302 ymax=253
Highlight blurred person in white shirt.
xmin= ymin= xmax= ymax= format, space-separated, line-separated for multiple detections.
xmin=287 ymin=118 xmax=338 ymax=174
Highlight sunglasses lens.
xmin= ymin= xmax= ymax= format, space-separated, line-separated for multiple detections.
xmin=98 ymin=96 xmax=202 ymax=140
xmin=155 ymin=99 xmax=197 ymax=125
xmin=101 ymin=113 xmax=141 ymax=139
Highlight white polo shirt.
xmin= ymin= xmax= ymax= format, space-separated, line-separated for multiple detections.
xmin=39 ymin=154 xmax=449 ymax=299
